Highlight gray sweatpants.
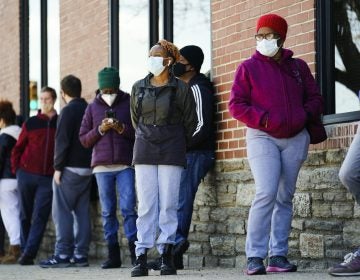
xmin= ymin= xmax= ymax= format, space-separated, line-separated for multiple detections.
xmin=52 ymin=169 xmax=92 ymax=257
xmin=339 ymin=125 xmax=360 ymax=205
xmin=134 ymin=164 xmax=182 ymax=256
xmin=245 ymin=128 xmax=309 ymax=259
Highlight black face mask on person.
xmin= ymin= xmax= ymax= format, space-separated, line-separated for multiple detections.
xmin=173 ymin=63 xmax=191 ymax=77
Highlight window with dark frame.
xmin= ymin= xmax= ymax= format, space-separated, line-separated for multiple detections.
xmin=118 ymin=0 xmax=149 ymax=93
xmin=20 ymin=0 xmax=59 ymax=118
xmin=113 ymin=0 xmax=211 ymax=93
xmin=317 ymin=0 xmax=360 ymax=124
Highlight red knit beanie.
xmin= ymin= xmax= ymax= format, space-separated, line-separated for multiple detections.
xmin=256 ymin=14 xmax=288 ymax=40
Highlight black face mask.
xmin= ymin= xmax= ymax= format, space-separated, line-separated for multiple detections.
xmin=173 ymin=63 xmax=190 ymax=77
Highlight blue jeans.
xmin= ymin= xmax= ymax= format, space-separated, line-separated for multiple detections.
xmin=95 ymin=168 xmax=137 ymax=245
xmin=17 ymin=169 xmax=53 ymax=257
xmin=175 ymin=151 xmax=215 ymax=244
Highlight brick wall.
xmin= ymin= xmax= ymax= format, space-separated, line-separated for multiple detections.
xmin=60 ymin=0 xmax=109 ymax=101
xmin=212 ymin=0 xmax=317 ymax=160
xmin=0 ymin=0 xmax=20 ymax=111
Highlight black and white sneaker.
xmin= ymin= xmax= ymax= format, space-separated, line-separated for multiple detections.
xmin=39 ymin=255 xmax=71 ymax=268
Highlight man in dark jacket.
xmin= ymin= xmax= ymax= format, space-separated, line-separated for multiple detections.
xmin=11 ymin=86 xmax=58 ymax=265
xmin=79 ymin=67 xmax=137 ymax=269
xmin=39 ymin=75 xmax=92 ymax=268
xmin=173 ymin=45 xmax=215 ymax=268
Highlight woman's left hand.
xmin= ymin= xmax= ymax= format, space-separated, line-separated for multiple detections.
xmin=112 ymin=121 xmax=125 ymax=134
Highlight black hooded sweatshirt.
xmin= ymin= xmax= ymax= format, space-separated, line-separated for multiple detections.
xmin=187 ymin=73 xmax=215 ymax=152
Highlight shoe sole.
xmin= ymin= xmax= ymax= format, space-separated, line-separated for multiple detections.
xmin=266 ymin=266 xmax=297 ymax=272
xmin=101 ymin=264 xmax=121 ymax=269
xmin=131 ymin=270 xmax=149 ymax=277
xmin=39 ymin=263 xmax=71 ymax=268
xmin=246 ymin=268 xmax=266 ymax=275
xmin=73 ymin=262 xmax=89 ymax=267
xmin=329 ymin=272 xmax=360 ymax=276
xmin=18 ymin=259 xmax=34 ymax=265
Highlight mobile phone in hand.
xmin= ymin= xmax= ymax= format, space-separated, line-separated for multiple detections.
xmin=105 ymin=110 xmax=116 ymax=119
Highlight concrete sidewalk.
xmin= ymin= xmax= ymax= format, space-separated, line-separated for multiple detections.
xmin=0 ymin=264 xmax=338 ymax=280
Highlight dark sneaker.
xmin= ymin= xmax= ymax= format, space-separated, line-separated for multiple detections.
xmin=39 ymin=255 xmax=71 ymax=268
xmin=266 ymin=256 xmax=297 ymax=272
xmin=246 ymin=257 xmax=266 ymax=275
xmin=18 ymin=253 xmax=34 ymax=265
xmin=72 ymin=256 xmax=89 ymax=267
xmin=173 ymin=240 xmax=190 ymax=270
xmin=328 ymin=251 xmax=360 ymax=276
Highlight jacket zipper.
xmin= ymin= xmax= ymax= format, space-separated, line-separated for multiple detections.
xmin=111 ymin=129 xmax=114 ymax=164
xmin=43 ymin=119 xmax=50 ymax=174
xmin=279 ymin=66 xmax=291 ymax=135
xmin=153 ymin=89 xmax=157 ymax=125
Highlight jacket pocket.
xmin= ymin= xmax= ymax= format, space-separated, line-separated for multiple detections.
xmin=264 ymin=106 xmax=285 ymax=132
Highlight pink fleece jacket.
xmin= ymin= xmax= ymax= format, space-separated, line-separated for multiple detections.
xmin=229 ymin=49 xmax=324 ymax=139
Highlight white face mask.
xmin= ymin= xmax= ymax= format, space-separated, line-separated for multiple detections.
xmin=101 ymin=93 xmax=117 ymax=107
xmin=147 ymin=56 xmax=166 ymax=76
xmin=256 ymin=38 xmax=280 ymax=57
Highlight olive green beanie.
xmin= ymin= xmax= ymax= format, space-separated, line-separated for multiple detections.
xmin=98 ymin=67 xmax=120 ymax=89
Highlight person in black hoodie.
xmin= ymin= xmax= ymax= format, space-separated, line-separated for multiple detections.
xmin=39 ymin=75 xmax=92 ymax=268
xmin=173 ymin=45 xmax=215 ymax=268
xmin=148 ymin=45 xmax=215 ymax=270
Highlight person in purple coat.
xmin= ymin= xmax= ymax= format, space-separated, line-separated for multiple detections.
xmin=229 ymin=14 xmax=324 ymax=275
xmin=79 ymin=67 xmax=137 ymax=269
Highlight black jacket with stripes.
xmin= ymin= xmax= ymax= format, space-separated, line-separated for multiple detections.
xmin=187 ymin=73 xmax=215 ymax=152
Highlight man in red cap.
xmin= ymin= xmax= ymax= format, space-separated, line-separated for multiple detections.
xmin=229 ymin=13 xmax=324 ymax=275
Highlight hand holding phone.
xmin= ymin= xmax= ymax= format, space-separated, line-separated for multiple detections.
xmin=112 ymin=121 xmax=125 ymax=134
xmin=105 ymin=110 xmax=116 ymax=119
xmin=99 ymin=119 xmax=113 ymax=134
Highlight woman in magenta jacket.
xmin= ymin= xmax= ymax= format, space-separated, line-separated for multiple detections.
xmin=229 ymin=14 xmax=323 ymax=275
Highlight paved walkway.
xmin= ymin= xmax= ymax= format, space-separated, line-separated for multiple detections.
xmin=0 ymin=264 xmax=340 ymax=280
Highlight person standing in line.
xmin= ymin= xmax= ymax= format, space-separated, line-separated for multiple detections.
xmin=79 ymin=67 xmax=137 ymax=269
xmin=172 ymin=45 xmax=215 ymax=269
xmin=328 ymin=133 xmax=360 ymax=276
xmin=147 ymin=45 xmax=215 ymax=270
xmin=39 ymin=75 xmax=93 ymax=268
xmin=130 ymin=39 xmax=197 ymax=277
xmin=229 ymin=14 xmax=324 ymax=275
xmin=11 ymin=87 xmax=58 ymax=265
xmin=0 ymin=100 xmax=21 ymax=264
